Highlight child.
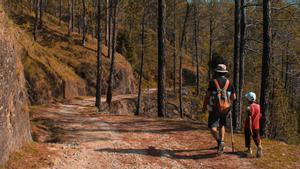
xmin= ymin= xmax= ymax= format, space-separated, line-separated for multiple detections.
xmin=244 ymin=92 xmax=263 ymax=158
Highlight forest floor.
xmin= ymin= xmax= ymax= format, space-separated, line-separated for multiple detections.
xmin=4 ymin=97 xmax=300 ymax=169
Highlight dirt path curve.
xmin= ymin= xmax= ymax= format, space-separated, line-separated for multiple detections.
xmin=31 ymin=97 xmax=253 ymax=169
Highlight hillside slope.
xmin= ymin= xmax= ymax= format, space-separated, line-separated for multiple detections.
xmin=7 ymin=8 xmax=136 ymax=105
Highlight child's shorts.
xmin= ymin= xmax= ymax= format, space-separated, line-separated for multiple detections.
xmin=245 ymin=128 xmax=260 ymax=148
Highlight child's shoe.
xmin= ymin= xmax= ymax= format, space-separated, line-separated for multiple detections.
xmin=256 ymin=146 xmax=263 ymax=158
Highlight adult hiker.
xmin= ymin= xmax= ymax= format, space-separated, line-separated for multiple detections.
xmin=244 ymin=92 xmax=263 ymax=158
xmin=202 ymin=64 xmax=236 ymax=155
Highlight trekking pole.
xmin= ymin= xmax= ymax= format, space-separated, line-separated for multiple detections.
xmin=230 ymin=111 xmax=234 ymax=152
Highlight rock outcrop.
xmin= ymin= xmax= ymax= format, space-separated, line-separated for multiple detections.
xmin=0 ymin=8 xmax=31 ymax=165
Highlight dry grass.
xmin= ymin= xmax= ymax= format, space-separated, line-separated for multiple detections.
xmin=225 ymin=132 xmax=300 ymax=169
xmin=1 ymin=143 xmax=55 ymax=169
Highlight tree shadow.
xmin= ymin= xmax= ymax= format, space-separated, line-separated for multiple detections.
xmin=58 ymin=127 xmax=200 ymax=134
xmin=226 ymin=151 xmax=248 ymax=158
xmin=95 ymin=146 xmax=218 ymax=160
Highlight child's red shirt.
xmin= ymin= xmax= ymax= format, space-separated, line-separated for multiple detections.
xmin=244 ymin=102 xmax=261 ymax=130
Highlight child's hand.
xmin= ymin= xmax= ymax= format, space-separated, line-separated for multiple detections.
xmin=249 ymin=116 xmax=253 ymax=136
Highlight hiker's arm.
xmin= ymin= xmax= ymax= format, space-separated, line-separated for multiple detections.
xmin=230 ymin=83 xmax=237 ymax=101
xmin=230 ymin=93 xmax=237 ymax=102
xmin=249 ymin=116 xmax=253 ymax=136
xmin=202 ymin=91 xmax=211 ymax=113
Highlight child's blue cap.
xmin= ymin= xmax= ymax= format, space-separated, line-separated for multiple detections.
xmin=245 ymin=92 xmax=256 ymax=102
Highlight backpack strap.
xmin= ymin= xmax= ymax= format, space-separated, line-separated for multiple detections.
xmin=213 ymin=79 xmax=221 ymax=91
xmin=223 ymin=80 xmax=230 ymax=91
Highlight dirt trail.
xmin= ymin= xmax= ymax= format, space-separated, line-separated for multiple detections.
xmin=31 ymin=97 xmax=253 ymax=169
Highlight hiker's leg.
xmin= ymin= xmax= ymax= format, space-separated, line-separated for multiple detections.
xmin=252 ymin=129 xmax=261 ymax=147
xmin=210 ymin=127 xmax=219 ymax=141
xmin=244 ymin=128 xmax=251 ymax=149
xmin=219 ymin=115 xmax=227 ymax=141
xmin=219 ymin=125 xmax=225 ymax=141
xmin=217 ymin=125 xmax=226 ymax=154
xmin=253 ymin=129 xmax=263 ymax=157
xmin=208 ymin=113 xmax=220 ymax=143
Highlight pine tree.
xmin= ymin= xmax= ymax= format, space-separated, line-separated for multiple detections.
xmin=238 ymin=0 xmax=246 ymax=130
xmin=172 ymin=0 xmax=176 ymax=94
xmin=193 ymin=2 xmax=200 ymax=96
xmin=95 ymin=0 xmax=103 ymax=110
xmin=260 ymin=0 xmax=272 ymax=137
xmin=135 ymin=3 xmax=146 ymax=116
xmin=106 ymin=0 xmax=118 ymax=106
xmin=34 ymin=0 xmax=41 ymax=41
xmin=233 ymin=0 xmax=241 ymax=129
xmin=157 ymin=0 xmax=166 ymax=117
xmin=82 ymin=0 xmax=87 ymax=46
xmin=179 ymin=2 xmax=190 ymax=118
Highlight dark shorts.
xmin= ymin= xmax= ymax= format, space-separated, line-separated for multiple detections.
xmin=245 ymin=128 xmax=261 ymax=148
xmin=208 ymin=112 xmax=227 ymax=128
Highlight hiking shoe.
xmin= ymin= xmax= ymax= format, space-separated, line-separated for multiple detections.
xmin=256 ymin=146 xmax=262 ymax=158
xmin=217 ymin=140 xmax=220 ymax=149
xmin=245 ymin=149 xmax=252 ymax=157
xmin=218 ymin=141 xmax=225 ymax=155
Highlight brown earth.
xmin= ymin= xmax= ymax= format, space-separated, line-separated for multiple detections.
xmin=29 ymin=97 xmax=254 ymax=169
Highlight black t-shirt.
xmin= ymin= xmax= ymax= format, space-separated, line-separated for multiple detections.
xmin=207 ymin=76 xmax=235 ymax=94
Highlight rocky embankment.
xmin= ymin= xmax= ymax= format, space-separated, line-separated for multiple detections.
xmin=0 ymin=8 xmax=31 ymax=165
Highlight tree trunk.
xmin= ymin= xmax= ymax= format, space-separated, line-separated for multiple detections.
xmin=233 ymin=0 xmax=241 ymax=129
xmin=260 ymin=0 xmax=272 ymax=137
xmin=59 ymin=0 xmax=62 ymax=26
xmin=157 ymin=0 xmax=166 ymax=117
xmin=208 ymin=14 xmax=213 ymax=81
xmin=82 ymin=0 xmax=87 ymax=46
xmin=72 ymin=0 xmax=75 ymax=32
xmin=107 ymin=0 xmax=112 ymax=56
xmin=77 ymin=1 xmax=81 ymax=34
xmin=238 ymin=0 xmax=246 ymax=131
xmin=179 ymin=3 xmax=190 ymax=118
xmin=106 ymin=0 xmax=118 ymax=106
xmin=95 ymin=0 xmax=103 ymax=110
xmin=193 ymin=2 xmax=200 ymax=96
xmin=93 ymin=2 xmax=98 ymax=38
xmin=106 ymin=0 xmax=110 ymax=46
xmin=284 ymin=40 xmax=290 ymax=89
xmin=39 ymin=0 xmax=43 ymax=28
xmin=68 ymin=0 xmax=72 ymax=36
xmin=172 ymin=0 xmax=176 ymax=94
xmin=34 ymin=0 xmax=40 ymax=41
xmin=136 ymin=11 xmax=146 ymax=116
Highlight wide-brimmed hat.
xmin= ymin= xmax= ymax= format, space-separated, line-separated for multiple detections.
xmin=214 ymin=64 xmax=228 ymax=73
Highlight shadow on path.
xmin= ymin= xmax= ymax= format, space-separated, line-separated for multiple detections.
xmin=95 ymin=146 xmax=218 ymax=160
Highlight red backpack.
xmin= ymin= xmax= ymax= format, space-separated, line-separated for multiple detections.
xmin=213 ymin=79 xmax=232 ymax=115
